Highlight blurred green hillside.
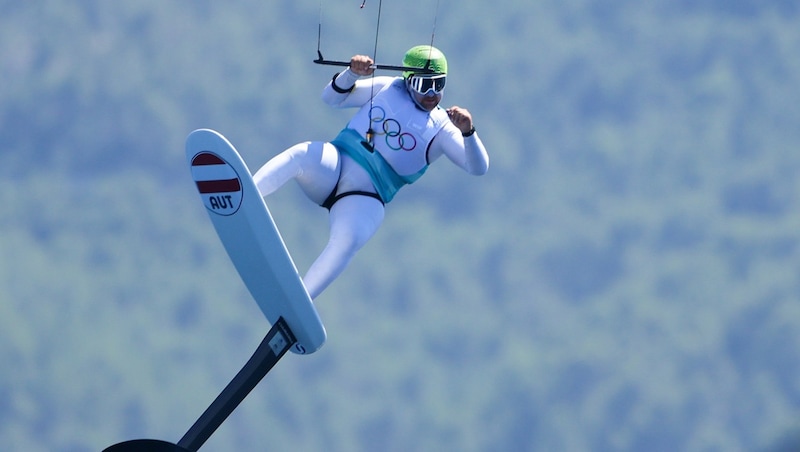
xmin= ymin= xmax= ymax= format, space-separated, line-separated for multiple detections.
xmin=2 ymin=1 xmax=800 ymax=451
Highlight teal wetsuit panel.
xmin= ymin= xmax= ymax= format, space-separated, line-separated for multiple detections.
xmin=331 ymin=128 xmax=428 ymax=203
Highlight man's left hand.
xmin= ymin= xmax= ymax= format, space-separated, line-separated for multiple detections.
xmin=446 ymin=106 xmax=474 ymax=135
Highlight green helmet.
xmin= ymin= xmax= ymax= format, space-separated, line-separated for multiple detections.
xmin=402 ymin=45 xmax=447 ymax=78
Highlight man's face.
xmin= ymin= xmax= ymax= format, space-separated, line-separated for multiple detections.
xmin=407 ymin=74 xmax=446 ymax=112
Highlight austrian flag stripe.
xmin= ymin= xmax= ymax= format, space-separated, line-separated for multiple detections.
xmin=195 ymin=178 xmax=241 ymax=194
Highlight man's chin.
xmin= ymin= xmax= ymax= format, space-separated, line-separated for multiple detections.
xmin=420 ymin=98 xmax=440 ymax=111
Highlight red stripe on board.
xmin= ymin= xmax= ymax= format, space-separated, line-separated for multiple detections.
xmin=192 ymin=152 xmax=226 ymax=166
xmin=195 ymin=178 xmax=241 ymax=194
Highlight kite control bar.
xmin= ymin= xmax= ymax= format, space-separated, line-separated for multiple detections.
xmin=314 ymin=50 xmax=440 ymax=74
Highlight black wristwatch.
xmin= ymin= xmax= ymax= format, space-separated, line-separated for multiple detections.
xmin=462 ymin=126 xmax=476 ymax=137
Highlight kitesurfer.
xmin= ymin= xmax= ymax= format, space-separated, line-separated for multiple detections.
xmin=253 ymin=45 xmax=489 ymax=299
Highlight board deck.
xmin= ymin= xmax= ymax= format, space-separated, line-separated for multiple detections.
xmin=186 ymin=129 xmax=326 ymax=354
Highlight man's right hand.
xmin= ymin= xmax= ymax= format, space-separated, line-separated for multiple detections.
xmin=349 ymin=55 xmax=375 ymax=76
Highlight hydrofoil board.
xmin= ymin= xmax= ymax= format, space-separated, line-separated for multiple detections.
xmin=186 ymin=129 xmax=326 ymax=354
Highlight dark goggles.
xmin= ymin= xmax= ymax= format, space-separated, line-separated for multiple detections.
xmin=408 ymin=74 xmax=446 ymax=96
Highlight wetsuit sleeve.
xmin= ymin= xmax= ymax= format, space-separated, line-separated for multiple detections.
xmin=331 ymin=69 xmax=361 ymax=93
xmin=321 ymin=71 xmax=396 ymax=108
xmin=429 ymin=122 xmax=489 ymax=176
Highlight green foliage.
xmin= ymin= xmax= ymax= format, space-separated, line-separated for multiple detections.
xmin=2 ymin=1 xmax=800 ymax=451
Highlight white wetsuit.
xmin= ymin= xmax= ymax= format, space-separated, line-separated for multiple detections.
xmin=252 ymin=68 xmax=489 ymax=299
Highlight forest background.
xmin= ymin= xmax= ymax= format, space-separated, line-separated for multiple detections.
xmin=2 ymin=1 xmax=800 ymax=451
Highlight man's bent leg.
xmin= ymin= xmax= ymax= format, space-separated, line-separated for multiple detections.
xmin=253 ymin=142 xmax=340 ymax=205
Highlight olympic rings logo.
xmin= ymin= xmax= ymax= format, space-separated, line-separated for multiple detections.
xmin=370 ymin=106 xmax=417 ymax=151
